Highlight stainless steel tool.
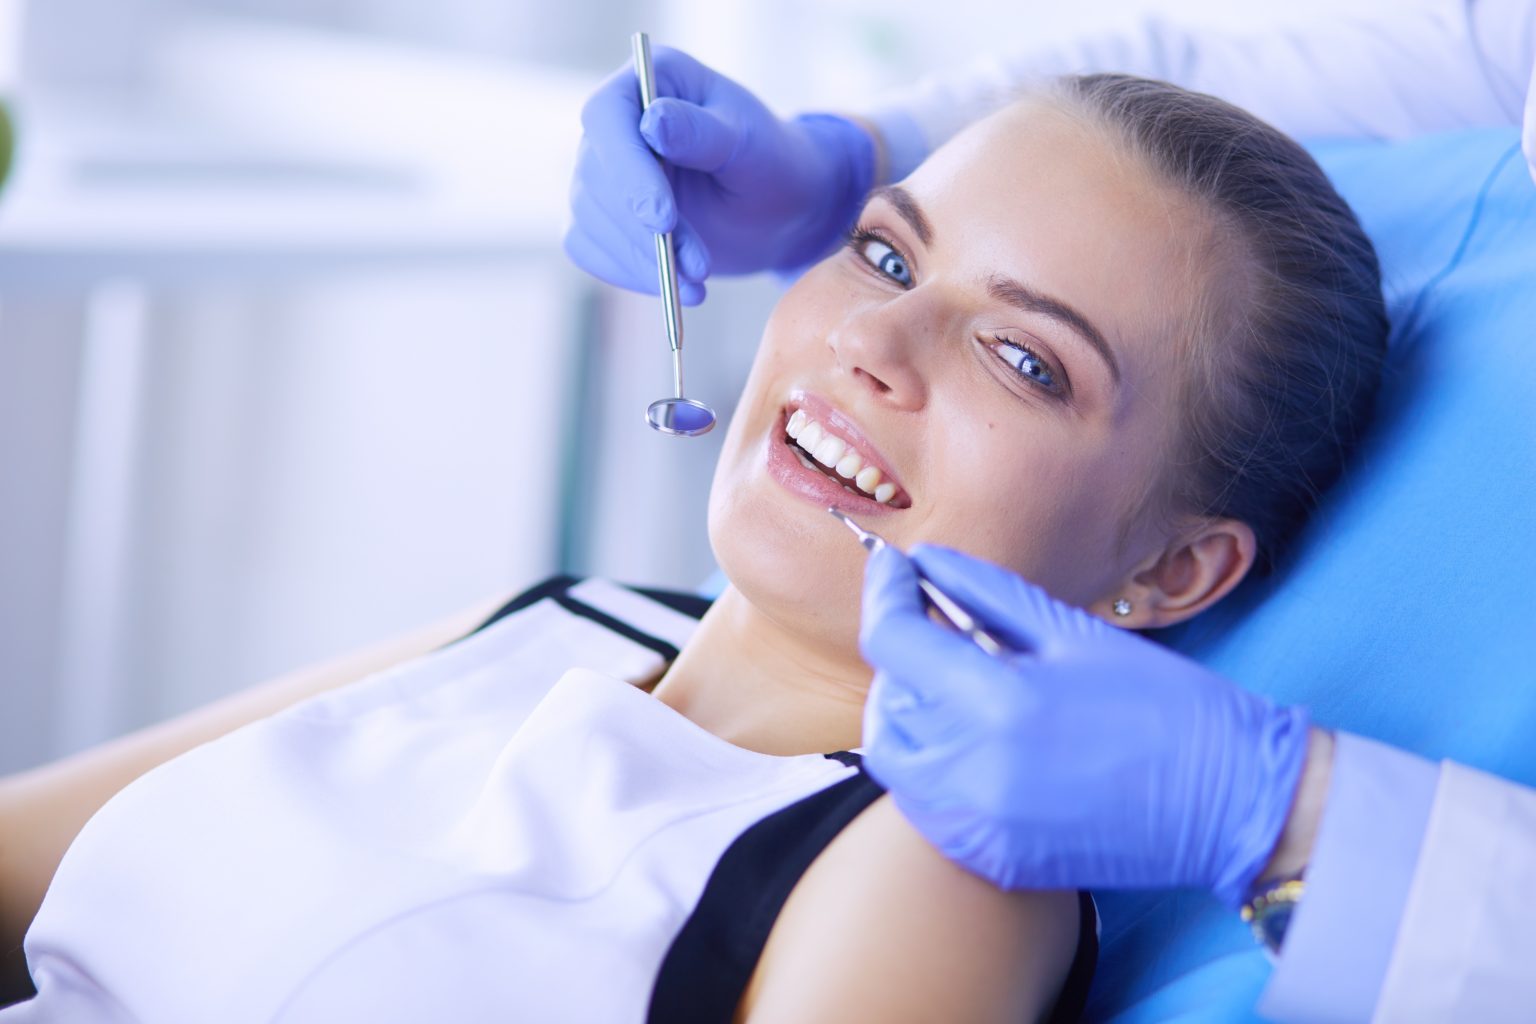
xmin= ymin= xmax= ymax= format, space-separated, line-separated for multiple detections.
xmin=828 ymin=507 xmax=1011 ymax=657
xmin=632 ymin=31 xmax=717 ymax=438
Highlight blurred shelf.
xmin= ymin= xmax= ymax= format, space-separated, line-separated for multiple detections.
xmin=0 ymin=15 xmax=596 ymax=285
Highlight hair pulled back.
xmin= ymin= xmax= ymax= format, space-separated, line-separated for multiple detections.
xmin=1056 ymin=74 xmax=1389 ymax=573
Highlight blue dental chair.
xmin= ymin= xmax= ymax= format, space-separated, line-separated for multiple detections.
xmin=1086 ymin=127 xmax=1536 ymax=1021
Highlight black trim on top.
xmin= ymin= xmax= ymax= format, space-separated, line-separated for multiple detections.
xmin=453 ymin=576 xmax=714 ymax=658
xmin=648 ymin=753 xmax=1099 ymax=1024
xmin=554 ymin=593 xmax=680 ymax=661
xmin=1048 ymin=892 xmax=1098 ymax=1024
xmin=633 ymin=585 xmax=712 ymax=622
xmin=463 ymin=575 xmax=581 ymax=639
xmin=647 ymin=760 xmax=885 ymax=1024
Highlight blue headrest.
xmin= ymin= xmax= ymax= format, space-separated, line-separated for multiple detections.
xmin=1091 ymin=127 xmax=1536 ymax=1021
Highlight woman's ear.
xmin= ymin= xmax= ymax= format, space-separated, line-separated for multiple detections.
xmin=1092 ymin=518 xmax=1257 ymax=628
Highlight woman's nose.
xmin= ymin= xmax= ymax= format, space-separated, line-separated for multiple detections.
xmin=826 ymin=298 xmax=934 ymax=409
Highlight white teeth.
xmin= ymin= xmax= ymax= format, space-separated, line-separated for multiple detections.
xmin=784 ymin=408 xmax=900 ymax=504
xmin=785 ymin=408 xmax=808 ymax=439
xmin=812 ymin=436 xmax=846 ymax=467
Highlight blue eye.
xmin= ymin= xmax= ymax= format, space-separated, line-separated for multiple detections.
xmin=855 ymin=235 xmax=913 ymax=287
xmin=991 ymin=336 xmax=1060 ymax=393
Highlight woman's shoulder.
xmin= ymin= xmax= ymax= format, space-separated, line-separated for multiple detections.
xmin=739 ymin=793 xmax=1089 ymax=1023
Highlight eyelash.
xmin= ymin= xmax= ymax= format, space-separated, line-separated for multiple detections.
xmin=842 ymin=223 xmax=1067 ymax=399
xmin=844 ymin=225 xmax=911 ymax=287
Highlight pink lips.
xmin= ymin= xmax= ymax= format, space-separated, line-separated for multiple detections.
xmin=763 ymin=391 xmax=911 ymax=516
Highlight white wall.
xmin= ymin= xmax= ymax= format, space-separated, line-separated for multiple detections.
xmin=0 ymin=267 xmax=580 ymax=773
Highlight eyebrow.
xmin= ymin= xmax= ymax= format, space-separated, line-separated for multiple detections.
xmin=870 ymin=184 xmax=1122 ymax=388
xmin=869 ymin=184 xmax=933 ymax=247
xmin=987 ymin=276 xmax=1122 ymax=387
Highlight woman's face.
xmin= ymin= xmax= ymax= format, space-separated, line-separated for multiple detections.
xmin=708 ymin=100 xmax=1216 ymax=648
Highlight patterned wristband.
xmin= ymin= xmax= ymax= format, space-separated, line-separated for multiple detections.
xmin=1240 ymin=873 xmax=1306 ymax=955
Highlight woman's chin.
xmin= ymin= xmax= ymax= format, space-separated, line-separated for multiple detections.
xmin=706 ymin=472 xmax=864 ymax=642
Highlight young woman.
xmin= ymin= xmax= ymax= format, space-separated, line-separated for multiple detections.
xmin=0 ymin=75 xmax=1386 ymax=1022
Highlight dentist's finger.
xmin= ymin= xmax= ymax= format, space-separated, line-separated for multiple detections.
xmin=859 ymin=543 xmax=923 ymax=639
xmin=861 ymin=672 xmax=921 ymax=752
xmin=907 ymin=544 xmax=1101 ymax=653
xmin=563 ymin=223 xmax=708 ymax=306
xmin=863 ymin=727 xmax=976 ymax=808
xmin=580 ymin=66 xmax=677 ymax=235
xmin=640 ymin=97 xmax=742 ymax=174
xmin=571 ymin=159 xmax=714 ymax=283
xmin=862 ymin=552 xmax=1012 ymax=670
xmin=864 ymin=667 xmax=981 ymax=753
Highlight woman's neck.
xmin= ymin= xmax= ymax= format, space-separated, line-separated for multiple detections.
xmin=649 ymin=586 xmax=871 ymax=756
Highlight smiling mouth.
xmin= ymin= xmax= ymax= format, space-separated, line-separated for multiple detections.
xmin=779 ymin=405 xmax=912 ymax=509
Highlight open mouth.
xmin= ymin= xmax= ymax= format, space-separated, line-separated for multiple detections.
xmin=771 ymin=399 xmax=912 ymax=511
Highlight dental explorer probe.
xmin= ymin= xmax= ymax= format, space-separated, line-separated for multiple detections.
xmin=632 ymin=31 xmax=718 ymax=438
xmin=827 ymin=508 xmax=1011 ymax=657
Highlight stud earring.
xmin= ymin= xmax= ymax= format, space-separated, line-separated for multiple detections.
xmin=1112 ymin=598 xmax=1132 ymax=617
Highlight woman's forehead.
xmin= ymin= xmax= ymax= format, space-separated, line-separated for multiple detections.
xmin=899 ymin=101 xmax=1210 ymax=368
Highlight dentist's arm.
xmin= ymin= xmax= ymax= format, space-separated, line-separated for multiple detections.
xmin=867 ymin=0 xmax=1532 ymax=184
xmin=859 ymin=544 xmax=1536 ymax=1023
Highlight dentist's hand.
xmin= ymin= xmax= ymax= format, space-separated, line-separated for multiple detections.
xmin=858 ymin=545 xmax=1313 ymax=907
xmin=565 ymin=46 xmax=876 ymax=305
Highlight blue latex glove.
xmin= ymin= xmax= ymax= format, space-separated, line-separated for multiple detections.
xmin=565 ymin=46 xmax=875 ymax=305
xmin=858 ymin=544 xmax=1312 ymax=907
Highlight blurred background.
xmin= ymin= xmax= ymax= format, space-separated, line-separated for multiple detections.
xmin=0 ymin=0 xmax=1349 ymax=772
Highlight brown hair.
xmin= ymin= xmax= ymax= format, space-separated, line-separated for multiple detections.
xmin=1056 ymin=74 xmax=1389 ymax=573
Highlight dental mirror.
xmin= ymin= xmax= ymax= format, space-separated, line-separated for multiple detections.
xmin=633 ymin=30 xmax=717 ymax=438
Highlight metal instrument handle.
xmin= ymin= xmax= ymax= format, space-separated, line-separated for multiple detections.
xmin=631 ymin=31 xmax=685 ymax=385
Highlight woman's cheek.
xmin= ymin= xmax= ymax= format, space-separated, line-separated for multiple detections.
xmin=931 ymin=425 xmax=1086 ymax=579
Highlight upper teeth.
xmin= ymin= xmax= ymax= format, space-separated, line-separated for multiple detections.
xmin=785 ymin=408 xmax=898 ymax=504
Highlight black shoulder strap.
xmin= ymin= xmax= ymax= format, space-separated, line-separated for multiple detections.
xmin=648 ymin=756 xmax=1099 ymax=1024
xmin=1048 ymin=892 xmax=1098 ymax=1024
xmin=646 ymin=757 xmax=885 ymax=1023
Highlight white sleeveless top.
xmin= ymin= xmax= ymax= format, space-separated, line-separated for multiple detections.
xmin=8 ymin=577 xmax=1096 ymax=1023
xmin=6 ymin=579 xmax=884 ymax=1023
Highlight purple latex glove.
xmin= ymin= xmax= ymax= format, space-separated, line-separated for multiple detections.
xmin=858 ymin=544 xmax=1311 ymax=907
xmin=565 ymin=45 xmax=875 ymax=305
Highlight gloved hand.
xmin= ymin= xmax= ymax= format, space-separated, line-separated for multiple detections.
xmin=565 ymin=45 xmax=875 ymax=305
xmin=858 ymin=544 xmax=1312 ymax=907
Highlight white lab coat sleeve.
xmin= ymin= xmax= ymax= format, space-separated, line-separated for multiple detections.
xmin=1256 ymin=733 xmax=1439 ymax=1024
xmin=1370 ymin=761 xmax=1536 ymax=1022
xmin=862 ymin=0 xmax=1535 ymax=183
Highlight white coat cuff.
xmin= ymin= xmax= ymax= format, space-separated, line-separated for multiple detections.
xmin=1257 ymin=732 xmax=1437 ymax=1023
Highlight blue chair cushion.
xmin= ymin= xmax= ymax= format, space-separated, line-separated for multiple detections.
xmin=1088 ymin=127 xmax=1536 ymax=1020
